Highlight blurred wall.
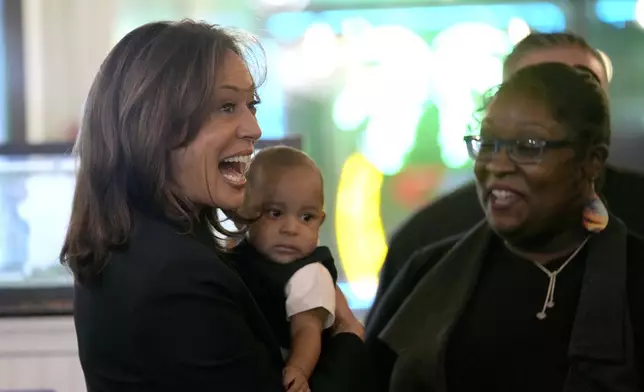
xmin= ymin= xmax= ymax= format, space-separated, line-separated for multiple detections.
xmin=22 ymin=0 xmax=116 ymax=143
xmin=21 ymin=0 xmax=257 ymax=144
xmin=0 ymin=317 xmax=84 ymax=391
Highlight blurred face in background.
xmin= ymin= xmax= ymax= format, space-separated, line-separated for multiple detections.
xmin=506 ymin=45 xmax=608 ymax=90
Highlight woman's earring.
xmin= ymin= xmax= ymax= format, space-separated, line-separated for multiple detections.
xmin=583 ymin=181 xmax=609 ymax=233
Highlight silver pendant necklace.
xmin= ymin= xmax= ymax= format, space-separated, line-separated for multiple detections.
xmin=507 ymin=236 xmax=590 ymax=320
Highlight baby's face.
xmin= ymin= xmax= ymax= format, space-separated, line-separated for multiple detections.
xmin=246 ymin=166 xmax=325 ymax=264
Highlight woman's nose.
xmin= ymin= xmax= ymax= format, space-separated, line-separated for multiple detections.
xmin=484 ymin=149 xmax=517 ymax=175
xmin=239 ymin=114 xmax=262 ymax=142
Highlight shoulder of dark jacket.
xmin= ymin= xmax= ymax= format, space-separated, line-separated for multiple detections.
xmin=403 ymin=232 xmax=465 ymax=282
xmin=99 ymin=211 xmax=248 ymax=300
xmin=365 ymin=233 xmax=464 ymax=341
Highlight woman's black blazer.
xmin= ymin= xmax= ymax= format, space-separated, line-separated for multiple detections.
xmin=73 ymin=210 xmax=373 ymax=392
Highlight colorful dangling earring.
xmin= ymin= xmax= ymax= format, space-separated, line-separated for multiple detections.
xmin=582 ymin=180 xmax=609 ymax=233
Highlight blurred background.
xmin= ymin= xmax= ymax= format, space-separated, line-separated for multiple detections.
xmin=3 ymin=0 xmax=644 ymax=311
xmin=1 ymin=0 xmax=644 ymax=390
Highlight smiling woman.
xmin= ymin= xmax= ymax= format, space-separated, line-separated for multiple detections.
xmin=60 ymin=20 xmax=372 ymax=392
xmin=472 ymin=63 xmax=610 ymax=249
xmin=168 ymin=50 xmax=261 ymax=212
xmin=367 ymin=62 xmax=644 ymax=392
xmin=62 ymin=22 xmax=264 ymax=279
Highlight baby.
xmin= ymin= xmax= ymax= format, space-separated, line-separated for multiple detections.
xmin=232 ymin=145 xmax=337 ymax=392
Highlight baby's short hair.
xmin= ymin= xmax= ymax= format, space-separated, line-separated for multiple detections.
xmin=244 ymin=145 xmax=324 ymax=205
xmin=248 ymin=146 xmax=319 ymax=180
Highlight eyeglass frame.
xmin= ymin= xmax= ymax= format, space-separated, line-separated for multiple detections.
xmin=463 ymin=135 xmax=575 ymax=164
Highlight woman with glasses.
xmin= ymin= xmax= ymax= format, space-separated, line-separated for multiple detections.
xmin=370 ymin=33 xmax=644 ymax=322
xmin=366 ymin=63 xmax=644 ymax=392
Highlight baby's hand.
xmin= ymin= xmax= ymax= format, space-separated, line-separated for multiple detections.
xmin=283 ymin=365 xmax=310 ymax=392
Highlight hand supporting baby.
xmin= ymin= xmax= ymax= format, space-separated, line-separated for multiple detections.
xmin=283 ymin=365 xmax=310 ymax=392
xmin=331 ymin=287 xmax=364 ymax=340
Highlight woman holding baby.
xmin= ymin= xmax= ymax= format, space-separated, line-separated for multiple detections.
xmin=61 ymin=21 xmax=373 ymax=392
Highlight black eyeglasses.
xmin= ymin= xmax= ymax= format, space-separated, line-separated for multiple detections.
xmin=464 ymin=135 xmax=573 ymax=164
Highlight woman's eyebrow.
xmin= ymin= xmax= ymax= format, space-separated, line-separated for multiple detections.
xmin=219 ymin=83 xmax=256 ymax=92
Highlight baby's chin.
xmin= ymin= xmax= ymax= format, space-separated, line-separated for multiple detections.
xmin=264 ymin=245 xmax=317 ymax=264
xmin=250 ymin=239 xmax=319 ymax=264
xmin=257 ymin=247 xmax=302 ymax=264
xmin=267 ymin=253 xmax=300 ymax=264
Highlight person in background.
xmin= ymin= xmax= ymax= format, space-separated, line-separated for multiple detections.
xmin=62 ymin=20 xmax=371 ymax=392
xmin=367 ymin=62 xmax=644 ymax=392
xmin=230 ymin=146 xmax=337 ymax=392
xmin=369 ymin=32 xmax=644 ymax=316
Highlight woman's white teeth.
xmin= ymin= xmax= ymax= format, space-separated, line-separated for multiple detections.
xmin=223 ymin=155 xmax=251 ymax=164
xmin=491 ymin=190 xmax=516 ymax=200
xmin=222 ymin=155 xmax=251 ymax=174
xmin=223 ymin=172 xmax=245 ymax=184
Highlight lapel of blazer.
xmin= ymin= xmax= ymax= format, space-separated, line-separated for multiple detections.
xmin=136 ymin=211 xmax=285 ymax=366
xmin=191 ymin=220 xmax=285 ymax=366
xmin=564 ymin=216 xmax=641 ymax=392
xmin=223 ymin=254 xmax=285 ymax=366
xmin=379 ymin=220 xmax=491 ymax=392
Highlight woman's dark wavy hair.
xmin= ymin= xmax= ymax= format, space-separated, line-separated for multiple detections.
xmin=60 ymin=20 xmax=265 ymax=284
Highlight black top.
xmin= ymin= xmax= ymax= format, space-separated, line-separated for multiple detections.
xmin=73 ymin=211 xmax=374 ymax=392
xmin=370 ymin=165 xmax=644 ymax=322
xmin=228 ymin=240 xmax=338 ymax=349
xmin=366 ymin=230 xmax=644 ymax=391
xmin=445 ymin=238 xmax=588 ymax=392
